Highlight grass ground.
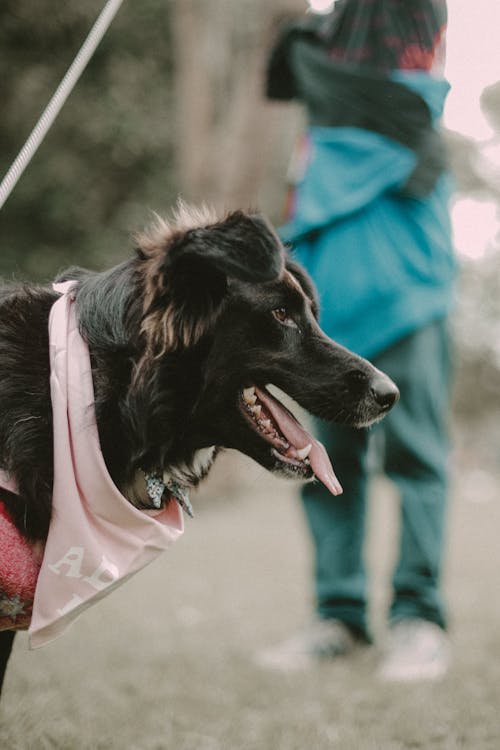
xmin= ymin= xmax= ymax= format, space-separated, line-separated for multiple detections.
xmin=1 ymin=451 xmax=500 ymax=749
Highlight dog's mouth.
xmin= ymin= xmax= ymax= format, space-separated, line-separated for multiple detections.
xmin=239 ymin=385 xmax=342 ymax=496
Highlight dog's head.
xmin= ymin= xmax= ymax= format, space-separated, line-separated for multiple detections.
xmin=129 ymin=204 xmax=398 ymax=494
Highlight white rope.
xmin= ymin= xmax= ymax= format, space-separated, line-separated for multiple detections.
xmin=0 ymin=0 xmax=125 ymax=210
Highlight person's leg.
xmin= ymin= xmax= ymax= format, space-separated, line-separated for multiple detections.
xmin=301 ymin=419 xmax=371 ymax=641
xmin=256 ymin=420 xmax=371 ymax=669
xmin=375 ymin=319 xmax=452 ymax=630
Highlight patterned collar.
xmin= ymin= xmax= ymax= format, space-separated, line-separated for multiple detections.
xmin=143 ymin=472 xmax=194 ymax=518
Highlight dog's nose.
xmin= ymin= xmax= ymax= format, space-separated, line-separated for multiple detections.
xmin=369 ymin=371 xmax=399 ymax=411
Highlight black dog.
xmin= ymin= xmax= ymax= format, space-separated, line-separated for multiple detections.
xmin=0 ymin=205 xmax=398 ymax=692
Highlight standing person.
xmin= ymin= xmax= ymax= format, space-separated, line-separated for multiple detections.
xmin=261 ymin=0 xmax=456 ymax=681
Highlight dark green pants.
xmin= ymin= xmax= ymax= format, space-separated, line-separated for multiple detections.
xmin=301 ymin=319 xmax=452 ymax=640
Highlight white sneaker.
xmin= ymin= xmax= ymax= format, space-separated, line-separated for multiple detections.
xmin=255 ymin=619 xmax=357 ymax=672
xmin=378 ymin=618 xmax=451 ymax=683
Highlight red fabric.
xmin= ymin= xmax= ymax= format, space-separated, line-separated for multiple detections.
xmin=0 ymin=501 xmax=43 ymax=631
xmin=321 ymin=0 xmax=447 ymax=74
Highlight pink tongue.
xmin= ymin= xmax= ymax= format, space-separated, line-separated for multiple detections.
xmin=255 ymin=387 xmax=343 ymax=496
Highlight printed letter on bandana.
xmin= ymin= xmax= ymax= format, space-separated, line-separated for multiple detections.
xmin=82 ymin=556 xmax=119 ymax=591
xmin=48 ymin=547 xmax=84 ymax=578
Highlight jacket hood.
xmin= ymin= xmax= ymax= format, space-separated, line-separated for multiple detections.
xmin=392 ymin=71 xmax=450 ymax=121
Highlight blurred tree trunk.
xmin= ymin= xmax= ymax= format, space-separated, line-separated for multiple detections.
xmin=171 ymin=0 xmax=304 ymax=219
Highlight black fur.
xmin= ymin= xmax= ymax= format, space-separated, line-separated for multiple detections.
xmin=0 ymin=284 xmax=56 ymax=540
xmin=0 ymin=207 xmax=398 ymax=692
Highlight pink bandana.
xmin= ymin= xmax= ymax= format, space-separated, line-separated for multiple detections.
xmin=0 ymin=282 xmax=183 ymax=648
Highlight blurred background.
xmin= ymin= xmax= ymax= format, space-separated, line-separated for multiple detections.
xmin=1 ymin=2 xmax=500 ymax=746
xmin=1 ymin=0 xmax=499 ymax=480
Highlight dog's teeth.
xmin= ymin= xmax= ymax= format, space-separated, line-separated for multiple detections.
xmin=251 ymin=405 xmax=262 ymax=418
xmin=296 ymin=443 xmax=312 ymax=460
xmin=261 ymin=419 xmax=272 ymax=431
xmin=243 ymin=387 xmax=257 ymax=405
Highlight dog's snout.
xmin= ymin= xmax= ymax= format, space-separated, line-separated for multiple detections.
xmin=369 ymin=371 xmax=399 ymax=411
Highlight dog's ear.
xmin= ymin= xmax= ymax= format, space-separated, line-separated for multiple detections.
xmin=163 ymin=210 xmax=285 ymax=284
xmin=137 ymin=208 xmax=285 ymax=357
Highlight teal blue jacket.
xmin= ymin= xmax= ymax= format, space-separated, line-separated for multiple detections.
xmin=280 ymin=72 xmax=456 ymax=358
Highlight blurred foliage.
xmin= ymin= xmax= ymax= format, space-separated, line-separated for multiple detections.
xmin=0 ymin=0 xmax=177 ymax=280
xmin=0 ymin=0 xmax=303 ymax=281
xmin=453 ymin=253 xmax=500 ymax=418
xmin=446 ymin=84 xmax=500 ymax=429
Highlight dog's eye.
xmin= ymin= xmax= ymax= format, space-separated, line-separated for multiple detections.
xmin=272 ymin=307 xmax=298 ymax=329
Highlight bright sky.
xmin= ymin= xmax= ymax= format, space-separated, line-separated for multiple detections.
xmin=445 ymin=2 xmax=500 ymax=259
xmin=445 ymin=0 xmax=500 ymax=140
